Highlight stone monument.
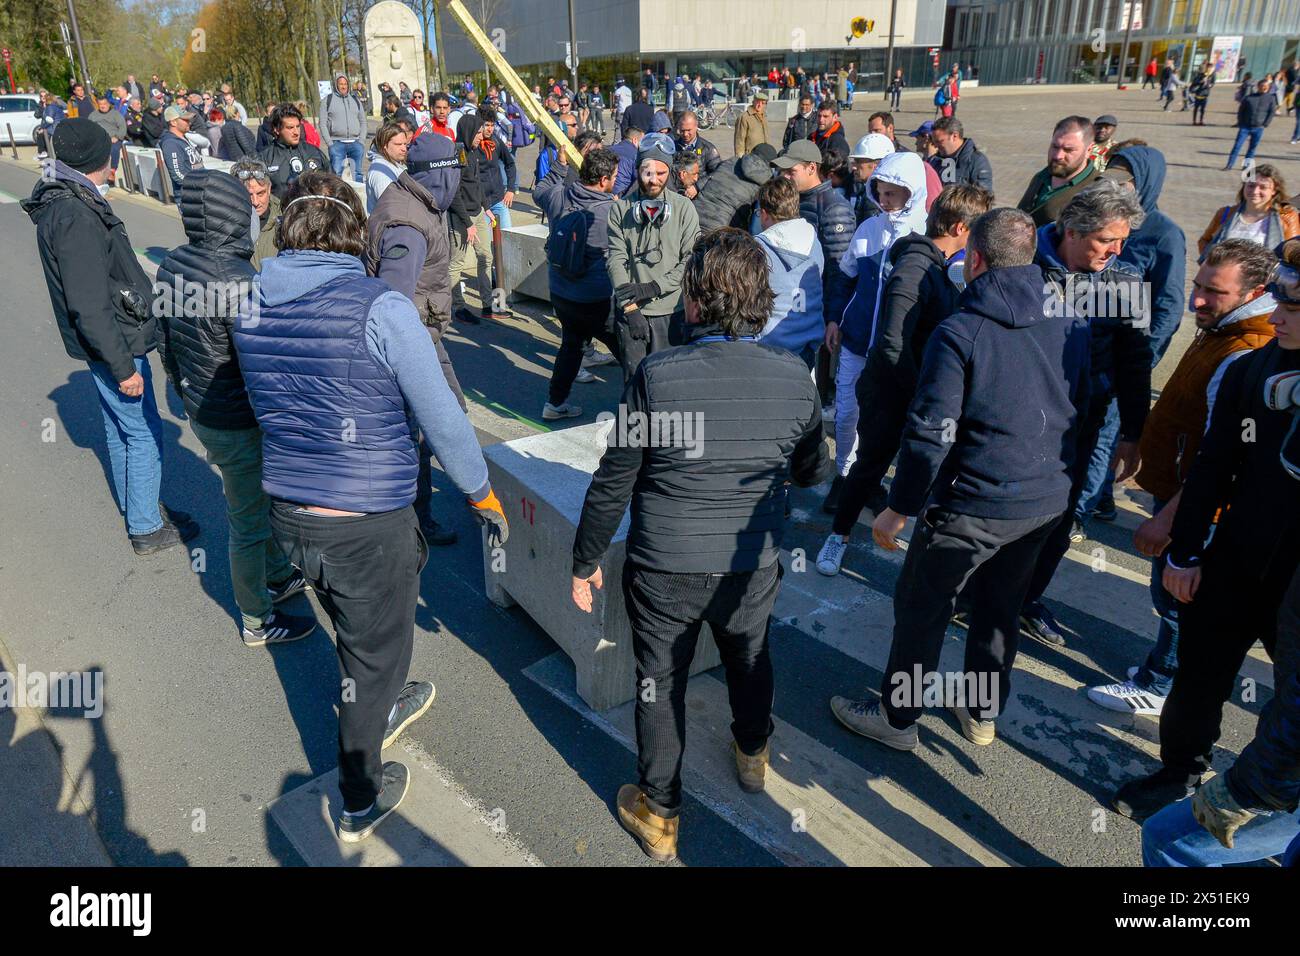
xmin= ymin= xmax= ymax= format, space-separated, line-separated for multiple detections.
xmin=364 ymin=0 xmax=429 ymax=117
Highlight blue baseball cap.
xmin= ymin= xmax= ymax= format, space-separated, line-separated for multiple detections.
xmin=909 ymin=120 xmax=935 ymax=137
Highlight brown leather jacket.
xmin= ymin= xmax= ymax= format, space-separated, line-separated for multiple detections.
xmin=1135 ymin=301 xmax=1277 ymax=501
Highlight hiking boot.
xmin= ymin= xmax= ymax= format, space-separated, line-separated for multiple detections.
xmin=383 ymin=681 xmax=436 ymax=749
xmin=829 ymin=696 xmax=918 ymax=751
xmin=616 ymin=784 xmax=679 ymax=861
xmin=241 ymin=610 xmax=318 ymax=648
xmin=732 ymin=740 xmax=769 ymax=793
xmin=1112 ymin=767 xmax=1202 ymax=822
xmin=337 ymin=762 xmax=410 ymax=844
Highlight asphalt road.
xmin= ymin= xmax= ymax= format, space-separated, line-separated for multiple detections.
xmin=0 ymin=83 xmax=1285 ymax=867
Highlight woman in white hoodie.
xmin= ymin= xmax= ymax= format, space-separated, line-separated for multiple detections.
xmin=822 ymin=150 xmax=929 ymax=514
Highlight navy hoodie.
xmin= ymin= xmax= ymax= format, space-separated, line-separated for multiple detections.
xmin=1111 ymin=145 xmax=1186 ymax=362
xmin=889 ymin=263 xmax=1093 ymax=520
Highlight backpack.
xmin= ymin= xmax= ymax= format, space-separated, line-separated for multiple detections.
xmin=546 ymin=208 xmax=593 ymax=279
xmin=933 ymin=85 xmax=947 ymax=106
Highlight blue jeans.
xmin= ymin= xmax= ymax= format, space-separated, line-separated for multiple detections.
xmin=1142 ymin=795 xmax=1300 ymax=866
xmin=329 ymin=139 xmax=364 ymax=182
xmin=1226 ymin=126 xmax=1264 ymax=167
xmin=1077 ymin=398 xmax=1120 ymax=520
xmin=1293 ymin=111 xmax=1300 ymax=141
xmin=1137 ymin=497 xmax=1180 ymax=696
xmin=88 ymin=356 xmax=164 ymax=536
xmin=489 ymin=199 xmax=513 ymax=230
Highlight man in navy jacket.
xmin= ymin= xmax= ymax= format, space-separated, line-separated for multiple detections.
xmin=829 ymin=207 xmax=1091 ymax=751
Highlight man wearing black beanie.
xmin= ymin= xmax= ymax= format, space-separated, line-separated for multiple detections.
xmin=22 ymin=118 xmax=199 ymax=554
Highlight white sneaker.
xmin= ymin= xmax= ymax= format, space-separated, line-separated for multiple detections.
xmin=574 ymin=368 xmax=597 ymax=384
xmin=1087 ymin=677 xmax=1166 ymax=716
xmin=542 ymin=401 xmax=583 ymax=420
xmin=816 ymin=534 xmax=848 ymax=576
xmin=581 ymin=347 xmax=616 ymax=368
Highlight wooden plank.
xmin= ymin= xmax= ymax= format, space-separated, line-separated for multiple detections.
xmin=446 ymin=0 xmax=584 ymax=169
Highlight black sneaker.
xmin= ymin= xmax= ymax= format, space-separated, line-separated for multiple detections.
xmin=241 ymin=610 xmax=318 ymax=647
xmin=1069 ymin=519 xmax=1086 ymax=543
xmin=269 ymin=569 xmax=310 ymax=604
xmin=951 ymin=611 xmax=970 ymax=630
xmin=1091 ymin=497 xmax=1118 ymax=522
xmin=337 ymin=761 xmax=410 ymax=844
xmin=454 ymin=307 xmax=482 ymax=326
xmin=419 ymin=516 xmax=459 ymax=546
xmin=1112 ymin=768 xmax=1203 ymax=822
xmin=130 ymin=523 xmax=186 ymax=555
xmin=822 ymin=475 xmax=844 ymax=515
xmin=1019 ymin=602 xmax=1067 ymax=648
xmin=383 ymin=681 xmax=436 ymax=749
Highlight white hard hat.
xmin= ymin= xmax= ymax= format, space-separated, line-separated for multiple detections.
xmin=850 ymin=132 xmax=894 ymax=160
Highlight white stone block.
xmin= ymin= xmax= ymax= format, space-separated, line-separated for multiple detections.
xmin=501 ymin=224 xmax=551 ymax=303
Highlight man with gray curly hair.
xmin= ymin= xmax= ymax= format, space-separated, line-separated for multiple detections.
xmin=230 ymin=157 xmax=279 ymax=268
xmin=1010 ymin=179 xmax=1151 ymax=650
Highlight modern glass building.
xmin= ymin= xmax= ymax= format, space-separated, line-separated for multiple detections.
xmin=943 ymin=0 xmax=1300 ymax=86
xmin=439 ymin=0 xmax=947 ymax=97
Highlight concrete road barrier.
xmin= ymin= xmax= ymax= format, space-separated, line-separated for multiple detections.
xmin=482 ymin=421 xmax=721 ymax=711
xmin=501 ymin=223 xmax=551 ymax=303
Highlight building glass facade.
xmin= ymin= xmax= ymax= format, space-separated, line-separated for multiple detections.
xmin=943 ymin=0 xmax=1300 ymax=85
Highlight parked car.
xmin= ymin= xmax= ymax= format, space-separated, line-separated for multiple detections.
xmin=0 ymin=94 xmax=42 ymax=144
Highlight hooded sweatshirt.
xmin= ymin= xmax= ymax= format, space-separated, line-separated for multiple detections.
xmin=756 ymin=216 xmax=825 ymax=354
xmin=829 ymin=150 xmax=929 ymax=356
xmin=889 ymin=262 xmax=1093 ymax=520
xmin=1110 ymin=145 xmax=1187 ymax=361
xmin=448 ymin=112 xmax=485 ymax=232
xmin=321 ymin=74 xmax=366 ymax=142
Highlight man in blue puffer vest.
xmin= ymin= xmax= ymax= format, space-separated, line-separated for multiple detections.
xmin=233 ymin=171 xmax=509 ymax=845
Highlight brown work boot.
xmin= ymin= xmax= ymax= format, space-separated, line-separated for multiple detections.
xmin=732 ymin=740 xmax=769 ymax=793
xmin=616 ymin=784 xmax=679 ymax=862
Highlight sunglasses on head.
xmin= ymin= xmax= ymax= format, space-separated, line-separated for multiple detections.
xmin=235 ymin=167 xmax=269 ymax=183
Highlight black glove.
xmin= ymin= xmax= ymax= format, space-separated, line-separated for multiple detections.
xmin=615 ymin=281 xmax=660 ymax=307
xmin=624 ymin=306 xmax=650 ymax=342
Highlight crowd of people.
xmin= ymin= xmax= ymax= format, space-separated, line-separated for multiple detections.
xmin=18 ymin=58 xmax=1300 ymax=868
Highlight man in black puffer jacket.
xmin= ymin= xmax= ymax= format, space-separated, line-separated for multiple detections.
xmin=571 ymin=229 xmax=831 ymax=862
xmin=218 ymin=115 xmax=257 ymax=161
xmin=155 ymin=170 xmax=317 ymax=647
xmin=692 ymin=151 xmax=771 ymax=234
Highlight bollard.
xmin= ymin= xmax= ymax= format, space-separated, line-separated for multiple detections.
xmin=5 ymin=123 xmax=16 ymax=160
